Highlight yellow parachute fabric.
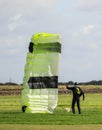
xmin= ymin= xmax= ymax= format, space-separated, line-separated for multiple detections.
xmin=21 ymin=32 xmax=61 ymax=113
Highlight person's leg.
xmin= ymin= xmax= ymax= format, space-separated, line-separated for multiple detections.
xmin=72 ymin=99 xmax=76 ymax=114
xmin=77 ymin=98 xmax=81 ymax=114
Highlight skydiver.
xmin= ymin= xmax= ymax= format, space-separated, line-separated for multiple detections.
xmin=66 ymin=82 xmax=85 ymax=114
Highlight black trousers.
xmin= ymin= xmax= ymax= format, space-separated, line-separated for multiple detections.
xmin=72 ymin=97 xmax=81 ymax=114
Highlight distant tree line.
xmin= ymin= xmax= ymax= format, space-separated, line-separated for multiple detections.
xmin=0 ymin=82 xmax=19 ymax=86
xmin=59 ymin=80 xmax=102 ymax=85
xmin=1 ymin=80 xmax=102 ymax=86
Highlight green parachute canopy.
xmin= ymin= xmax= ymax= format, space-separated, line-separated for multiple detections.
xmin=21 ymin=32 xmax=61 ymax=113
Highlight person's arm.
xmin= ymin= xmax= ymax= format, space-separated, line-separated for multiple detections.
xmin=78 ymin=87 xmax=85 ymax=100
xmin=81 ymin=90 xmax=85 ymax=100
xmin=66 ymin=85 xmax=73 ymax=90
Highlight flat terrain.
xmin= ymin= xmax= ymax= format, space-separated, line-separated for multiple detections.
xmin=0 ymin=94 xmax=102 ymax=125
xmin=0 ymin=124 xmax=102 ymax=130
xmin=0 ymin=85 xmax=102 ymax=129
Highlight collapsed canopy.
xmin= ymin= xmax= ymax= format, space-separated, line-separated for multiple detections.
xmin=22 ymin=32 xmax=61 ymax=113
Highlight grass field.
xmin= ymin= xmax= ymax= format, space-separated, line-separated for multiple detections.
xmin=0 ymin=92 xmax=102 ymax=129
xmin=0 ymin=94 xmax=102 ymax=124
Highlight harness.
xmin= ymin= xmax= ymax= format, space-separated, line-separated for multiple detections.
xmin=76 ymin=87 xmax=81 ymax=95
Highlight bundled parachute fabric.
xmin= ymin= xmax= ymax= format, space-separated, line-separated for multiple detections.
xmin=22 ymin=32 xmax=61 ymax=113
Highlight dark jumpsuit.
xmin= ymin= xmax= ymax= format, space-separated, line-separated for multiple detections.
xmin=67 ymin=86 xmax=85 ymax=114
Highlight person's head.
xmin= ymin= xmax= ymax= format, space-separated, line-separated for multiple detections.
xmin=74 ymin=82 xmax=78 ymax=86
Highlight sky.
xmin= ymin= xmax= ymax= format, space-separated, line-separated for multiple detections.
xmin=0 ymin=0 xmax=102 ymax=84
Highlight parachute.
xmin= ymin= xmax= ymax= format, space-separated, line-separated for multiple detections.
xmin=21 ymin=32 xmax=61 ymax=113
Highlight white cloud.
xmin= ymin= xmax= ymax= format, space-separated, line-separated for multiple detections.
xmin=88 ymin=43 xmax=99 ymax=49
xmin=74 ymin=24 xmax=95 ymax=36
xmin=8 ymin=14 xmax=22 ymax=32
xmin=77 ymin=0 xmax=102 ymax=11
xmin=0 ymin=35 xmax=26 ymax=49
xmin=0 ymin=39 xmax=14 ymax=47
xmin=32 ymin=0 xmax=59 ymax=8
xmin=10 ymin=14 xmax=22 ymax=21
xmin=81 ymin=25 xmax=95 ymax=34
xmin=7 ymin=49 xmax=19 ymax=55
xmin=8 ymin=23 xmax=17 ymax=32
xmin=0 ymin=36 xmax=27 ymax=57
xmin=17 ymin=35 xmax=25 ymax=41
xmin=7 ymin=13 xmax=23 ymax=32
xmin=0 ymin=0 xmax=59 ymax=13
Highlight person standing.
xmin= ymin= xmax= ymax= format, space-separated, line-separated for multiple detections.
xmin=66 ymin=82 xmax=85 ymax=114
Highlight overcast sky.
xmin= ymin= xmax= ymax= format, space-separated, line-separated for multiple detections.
xmin=0 ymin=0 xmax=102 ymax=84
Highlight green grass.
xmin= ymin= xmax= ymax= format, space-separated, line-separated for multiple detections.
xmin=0 ymin=94 xmax=102 ymax=125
